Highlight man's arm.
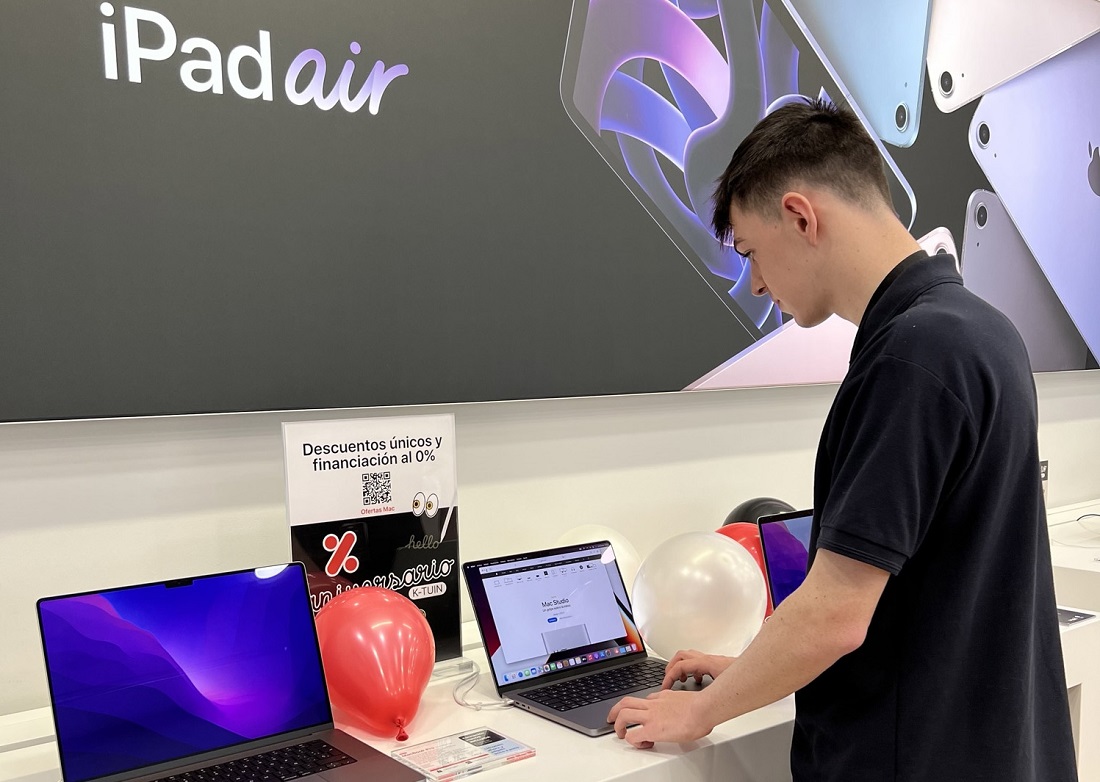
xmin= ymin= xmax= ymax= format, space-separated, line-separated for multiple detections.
xmin=608 ymin=549 xmax=890 ymax=747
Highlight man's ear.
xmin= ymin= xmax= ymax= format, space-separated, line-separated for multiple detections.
xmin=780 ymin=191 xmax=819 ymax=245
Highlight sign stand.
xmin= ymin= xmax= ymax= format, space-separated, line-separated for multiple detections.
xmin=283 ymin=414 xmax=465 ymax=662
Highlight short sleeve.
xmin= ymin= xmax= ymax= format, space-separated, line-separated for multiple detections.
xmin=817 ymin=355 xmax=977 ymax=575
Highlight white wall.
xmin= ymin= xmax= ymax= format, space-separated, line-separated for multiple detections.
xmin=2 ymin=370 xmax=1098 ymax=716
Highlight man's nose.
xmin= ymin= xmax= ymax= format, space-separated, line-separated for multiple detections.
xmin=749 ymin=263 xmax=768 ymax=297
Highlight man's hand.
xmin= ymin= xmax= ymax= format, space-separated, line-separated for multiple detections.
xmin=661 ymin=649 xmax=734 ymax=689
xmin=607 ymin=690 xmax=714 ymax=748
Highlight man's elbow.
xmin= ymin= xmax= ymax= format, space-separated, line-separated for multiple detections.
xmin=834 ymin=620 xmax=869 ymax=658
xmin=818 ymin=610 xmax=871 ymax=660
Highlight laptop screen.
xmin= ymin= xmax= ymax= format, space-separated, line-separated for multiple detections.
xmin=463 ymin=542 xmax=646 ymax=690
xmin=758 ymin=510 xmax=814 ymax=607
xmin=37 ymin=564 xmax=332 ymax=782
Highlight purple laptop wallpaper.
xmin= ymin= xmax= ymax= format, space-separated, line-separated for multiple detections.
xmin=759 ymin=514 xmax=813 ymax=607
xmin=37 ymin=566 xmax=331 ymax=782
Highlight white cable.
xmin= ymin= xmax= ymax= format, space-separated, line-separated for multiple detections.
xmin=1050 ymin=514 xmax=1100 ymax=549
xmin=451 ymin=661 xmax=514 ymax=711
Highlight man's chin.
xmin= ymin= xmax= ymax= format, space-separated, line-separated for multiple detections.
xmin=790 ymin=311 xmax=827 ymax=329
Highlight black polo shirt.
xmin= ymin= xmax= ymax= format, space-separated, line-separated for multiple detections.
xmin=794 ymin=252 xmax=1076 ymax=781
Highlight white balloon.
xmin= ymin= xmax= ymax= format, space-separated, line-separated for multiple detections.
xmin=554 ymin=525 xmax=641 ymax=597
xmin=633 ymin=532 xmax=767 ymax=660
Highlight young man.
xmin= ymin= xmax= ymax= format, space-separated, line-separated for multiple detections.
xmin=608 ymin=99 xmax=1077 ymax=780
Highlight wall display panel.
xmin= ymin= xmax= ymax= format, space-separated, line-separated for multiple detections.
xmin=961 ymin=191 xmax=1090 ymax=373
xmin=0 ymin=0 xmax=1093 ymax=422
xmin=968 ymin=33 xmax=1100 ymax=363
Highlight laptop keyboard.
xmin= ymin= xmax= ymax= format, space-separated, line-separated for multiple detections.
xmin=522 ymin=658 xmax=668 ymax=711
xmin=158 ymin=739 xmax=355 ymax=782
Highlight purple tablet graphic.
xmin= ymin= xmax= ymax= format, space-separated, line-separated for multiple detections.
xmin=970 ymin=33 xmax=1100 ymax=359
xmin=961 ymin=190 xmax=1090 ymax=372
xmin=560 ymin=0 xmax=916 ymax=367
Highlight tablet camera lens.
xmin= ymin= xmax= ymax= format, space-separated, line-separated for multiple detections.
xmin=976 ymin=204 xmax=988 ymax=228
xmin=977 ymin=122 xmax=991 ymax=147
xmin=894 ymin=103 xmax=909 ymax=133
xmin=939 ymin=71 xmax=954 ymax=96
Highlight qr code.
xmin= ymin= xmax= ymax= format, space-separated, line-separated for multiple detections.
xmin=362 ymin=472 xmax=392 ymax=506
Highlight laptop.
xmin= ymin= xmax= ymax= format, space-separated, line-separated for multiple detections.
xmin=463 ymin=541 xmax=699 ymax=737
xmin=757 ymin=509 xmax=814 ymax=607
xmin=35 ymin=563 xmax=424 ymax=782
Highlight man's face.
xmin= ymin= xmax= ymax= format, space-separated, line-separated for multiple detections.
xmin=728 ymin=201 xmax=828 ymax=328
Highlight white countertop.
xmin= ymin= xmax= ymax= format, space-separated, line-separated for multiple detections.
xmin=0 ymin=633 xmax=797 ymax=782
xmin=6 ymin=499 xmax=1100 ymax=782
xmin=1049 ymin=500 xmax=1100 ymax=571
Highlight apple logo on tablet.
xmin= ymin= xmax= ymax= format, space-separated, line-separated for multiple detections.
xmin=1090 ymin=143 xmax=1100 ymax=197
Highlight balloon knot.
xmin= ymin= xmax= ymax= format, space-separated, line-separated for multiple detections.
xmin=396 ymin=719 xmax=408 ymax=742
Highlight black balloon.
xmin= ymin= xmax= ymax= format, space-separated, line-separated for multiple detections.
xmin=723 ymin=496 xmax=796 ymax=526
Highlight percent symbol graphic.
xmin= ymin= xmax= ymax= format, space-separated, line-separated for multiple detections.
xmin=322 ymin=531 xmax=360 ymax=577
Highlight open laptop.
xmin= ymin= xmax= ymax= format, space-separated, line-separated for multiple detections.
xmin=463 ymin=541 xmax=699 ymax=737
xmin=36 ymin=564 xmax=423 ymax=782
xmin=757 ymin=509 xmax=814 ymax=607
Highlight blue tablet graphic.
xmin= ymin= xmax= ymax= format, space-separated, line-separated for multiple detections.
xmin=787 ymin=0 xmax=932 ymax=147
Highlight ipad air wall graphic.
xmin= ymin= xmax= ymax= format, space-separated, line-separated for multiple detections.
xmin=2 ymin=1 xmax=1097 ymax=422
xmin=786 ymin=0 xmax=932 ymax=148
xmin=98 ymin=3 xmax=409 ymax=113
xmin=969 ymin=32 xmax=1100 ymax=362
xmin=961 ymin=190 xmax=1091 ymax=372
xmin=927 ymin=0 xmax=1100 ymax=113
xmin=560 ymin=0 xmax=918 ymax=387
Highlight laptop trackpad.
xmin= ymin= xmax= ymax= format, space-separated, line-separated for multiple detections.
xmin=524 ymin=677 xmax=707 ymax=736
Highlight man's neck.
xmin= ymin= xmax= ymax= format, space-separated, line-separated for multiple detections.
xmin=827 ymin=214 xmax=923 ymax=326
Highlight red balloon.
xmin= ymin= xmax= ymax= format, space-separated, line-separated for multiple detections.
xmin=716 ymin=523 xmax=773 ymax=616
xmin=315 ymin=587 xmax=435 ymax=741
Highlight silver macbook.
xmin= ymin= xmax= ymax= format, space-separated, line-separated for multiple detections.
xmin=36 ymin=564 xmax=423 ymax=782
xmin=463 ymin=541 xmax=699 ymax=737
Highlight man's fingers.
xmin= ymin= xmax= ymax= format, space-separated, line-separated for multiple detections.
xmin=625 ymin=725 xmax=654 ymax=749
xmin=662 ymin=660 xmax=704 ymax=689
xmin=663 ymin=649 xmax=698 ymax=672
xmin=613 ymin=706 xmax=648 ymax=739
xmin=662 ymin=661 xmax=690 ymax=689
xmin=608 ymin=696 xmax=647 ymax=725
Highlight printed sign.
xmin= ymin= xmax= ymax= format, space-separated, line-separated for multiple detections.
xmin=282 ymin=414 xmax=460 ymax=661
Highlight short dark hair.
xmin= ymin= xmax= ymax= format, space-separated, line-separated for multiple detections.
xmin=710 ymin=98 xmax=893 ymax=245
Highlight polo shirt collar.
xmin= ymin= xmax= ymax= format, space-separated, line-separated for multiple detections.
xmin=851 ymin=251 xmax=962 ymax=362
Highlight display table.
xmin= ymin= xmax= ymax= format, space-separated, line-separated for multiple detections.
xmin=344 ymin=644 xmax=795 ymax=782
xmin=6 ymin=499 xmax=1100 ymax=782
xmin=1050 ymin=500 xmax=1100 ymax=613
xmin=6 ymin=618 xmax=1100 ymax=782
xmin=1048 ymin=499 xmax=1100 ymax=781
xmin=0 ymin=629 xmax=796 ymax=782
